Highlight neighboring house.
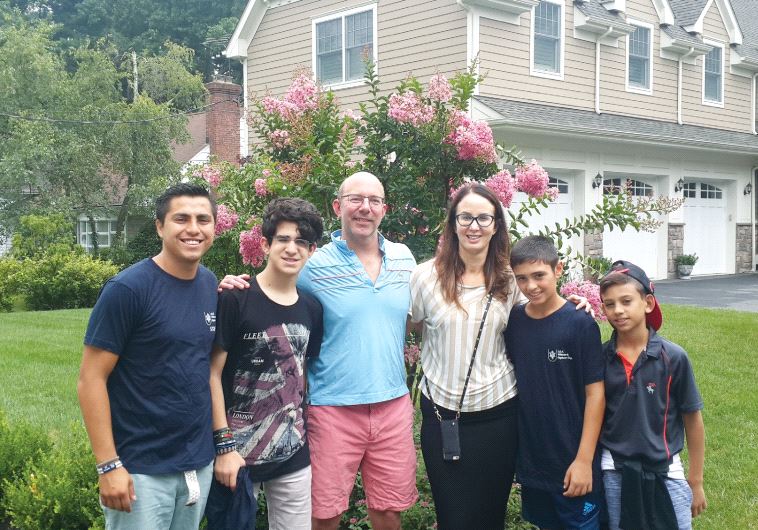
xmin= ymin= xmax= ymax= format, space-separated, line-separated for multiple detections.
xmin=226 ymin=0 xmax=758 ymax=278
xmin=75 ymin=78 xmax=243 ymax=252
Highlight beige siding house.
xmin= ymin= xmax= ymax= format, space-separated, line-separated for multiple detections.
xmin=226 ymin=0 xmax=758 ymax=278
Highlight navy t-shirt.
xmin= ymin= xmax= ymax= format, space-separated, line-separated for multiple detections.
xmin=215 ymin=279 xmax=322 ymax=482
xmin=84 ymin=258 xmax=217 ymax=474
xmin=505 ymin=302 xmax=604 ymax=492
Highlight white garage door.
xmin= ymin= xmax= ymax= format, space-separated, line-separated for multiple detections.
xmin=509 ymin=177 xmax=574 ymax=237
xmin=682 ymin=182 xmax=726 ymax=275
xmin=602 ymin=178 xmax=660 ymax=278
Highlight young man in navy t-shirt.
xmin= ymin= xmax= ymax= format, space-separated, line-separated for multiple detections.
xmin=205 ymin=198 xmax=324 ymax=530
xmin=78 ymin=183 xmax=218 ymax=529
xmin=505 ymin=236 xmax=605 ymax=529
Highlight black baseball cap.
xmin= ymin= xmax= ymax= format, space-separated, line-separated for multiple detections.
xmin=605 ymin=260 xmax=663 ymax=330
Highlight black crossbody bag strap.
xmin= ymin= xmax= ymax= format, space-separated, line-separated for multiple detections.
xmin=424 ymin=292 xmax=494 ymax=419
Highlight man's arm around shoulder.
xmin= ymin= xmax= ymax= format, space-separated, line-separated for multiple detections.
xmin=77 ymin=345 xmax=135 ymax=512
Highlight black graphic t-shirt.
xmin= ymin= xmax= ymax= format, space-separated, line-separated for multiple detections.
xmin=215 ymin=279 xmax=323 ymax=482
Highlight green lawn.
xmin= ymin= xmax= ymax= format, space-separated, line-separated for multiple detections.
xmin=0 ymin=304 xmax=756 ymax=528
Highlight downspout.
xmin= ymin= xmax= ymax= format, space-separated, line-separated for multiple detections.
xmin=678 ymin=47 xmax=696 ymax=125
xmin=752 ymin=73 xmax=758 ymax=135
xmin=595 ymin=27 xmax=614 ymax=114
xmin=752 ymin=167 xmax=757 ymax=271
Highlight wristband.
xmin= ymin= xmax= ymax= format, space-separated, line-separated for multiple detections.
xmin=96 ymin=457 xmax=123 ymax=475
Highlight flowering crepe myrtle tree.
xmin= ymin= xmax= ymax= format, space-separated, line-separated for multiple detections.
xmin=192 ymin=60 xmax=682 ymax=295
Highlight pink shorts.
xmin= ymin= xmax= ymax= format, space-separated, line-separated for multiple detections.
xmin=307 ymin=395 xmax=418 ymax=519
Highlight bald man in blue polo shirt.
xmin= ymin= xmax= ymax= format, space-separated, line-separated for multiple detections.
xmin=298 ymin=172 xmax=418 ymax=530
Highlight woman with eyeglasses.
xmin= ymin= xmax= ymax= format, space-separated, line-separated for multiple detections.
xmin=408 ymin=183 xmax=522 ymax=528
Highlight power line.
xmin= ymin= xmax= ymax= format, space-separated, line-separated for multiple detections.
xmin=0 ymin=98 xmax=239 ymax=125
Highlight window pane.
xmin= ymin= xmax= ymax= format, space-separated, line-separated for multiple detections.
xmin=316 ymin=19 xmax=342 ymax=83
xmin=704 ymin=47 xmax=722 ymax=102
xmin=629 ymin=56 xmax=649 ymax=88
xmin=346 ymin=10 xmax=373 ymax=81
xmin=534 ymin=35 xmax=559 ymax=72
xmin=629 ymin=26 xmax=649 ymax=58
xmin=705 ymin=47 xmax=721 ymax=74
xmin=535 ymin=2 xmax=560 ymax=37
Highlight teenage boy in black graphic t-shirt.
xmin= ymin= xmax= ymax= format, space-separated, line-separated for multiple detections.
xmin=205 ymin=198 xmax=324 ymax=530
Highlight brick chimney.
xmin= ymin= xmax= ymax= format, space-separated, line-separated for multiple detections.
xmin=205 ymin=77 xmax=242 ymax=166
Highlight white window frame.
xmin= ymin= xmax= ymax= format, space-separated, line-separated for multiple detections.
xmin=702 ymin=39 xmax=724 ymax=108
xmin=530 ymin=0 xmax=564 ymax=80
xmin=625 ymin=19 xmax=654 ymax=95
xmin=312 ymin=4 xmax=378 ymax=91
xmin=78 ymin=216 xmax=119 ymax=252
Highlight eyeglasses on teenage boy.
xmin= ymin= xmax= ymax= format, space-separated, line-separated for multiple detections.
xmin=341 ymin=194 xmax=385 ymax=208
xmin=272 ymin=235 xmax=314 ymax=249
xmin=455 ymin=213 xmax=495 ymax=228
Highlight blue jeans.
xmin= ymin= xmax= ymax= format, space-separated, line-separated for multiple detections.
xmin=603 ymin=469 xmax=693 ymax=530
xmin=103 ymin=462 xmax=213 ymax=530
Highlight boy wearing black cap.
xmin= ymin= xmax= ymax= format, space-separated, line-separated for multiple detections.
xmin=599 ymin=260 xmax=706 ymax=530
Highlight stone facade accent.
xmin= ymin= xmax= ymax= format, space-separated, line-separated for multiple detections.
xmin=583 ymin=229 xmax=603 ymax=259
xmin=667 ymin=223 xmax=684 ymax=279
xmin=206 ymin=78 xmax=242 ymax=166
xmin=736 ymin=224 xmax=754 ymax=273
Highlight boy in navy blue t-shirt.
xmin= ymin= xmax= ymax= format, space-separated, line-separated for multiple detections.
xmin=599 ymin=260 xmax=706 ymax=529
xmin=505 ymin=236 xmax=605 ymax=529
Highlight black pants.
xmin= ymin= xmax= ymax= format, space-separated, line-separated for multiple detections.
xmin=420 ymin=394 xmax=519 ymax=530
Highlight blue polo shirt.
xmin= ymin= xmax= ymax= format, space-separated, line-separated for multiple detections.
xmin=601 ymin=328 xmax=703 ymax=465
xmin=297 ymin=230 xmax=416 ymax=405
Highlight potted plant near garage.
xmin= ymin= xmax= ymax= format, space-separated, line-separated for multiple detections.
xmin=675 ymin=253 xmax=699 ymax=279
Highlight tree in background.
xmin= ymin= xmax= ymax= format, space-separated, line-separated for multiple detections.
xmin=0 ymin=12 xmax=200 ymax=245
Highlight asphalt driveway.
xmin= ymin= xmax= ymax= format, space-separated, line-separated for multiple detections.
xmin=653 ymin=273 xmax=758 ymax=312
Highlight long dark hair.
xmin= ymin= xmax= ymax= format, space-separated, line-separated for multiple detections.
xmin=435 ymin=183 xmax=512 ymax=308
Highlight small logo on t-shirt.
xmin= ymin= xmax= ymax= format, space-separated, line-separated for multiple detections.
xmin=547 ymin=349 xmax=572 ymax=362
xmin=646 ymin=382 xmax=656 ymax=394
xmin=204 ymin=312 xmax=216 ymax=332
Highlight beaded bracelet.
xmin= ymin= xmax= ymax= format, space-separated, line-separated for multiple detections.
xmin=96 ymin=457 xmax=123 ymax=475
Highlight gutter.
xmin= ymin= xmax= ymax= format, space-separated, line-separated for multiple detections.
xmin=753 ymin=73 xmax=758 ymax=135
xmin=595 ymin=27 xmax=614 ymax=114
xmin=677 ymin=47 xmax=696 ymax=125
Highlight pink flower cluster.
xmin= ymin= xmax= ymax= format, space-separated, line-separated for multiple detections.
xmin=485 ymin=169 xmax=517 ymax=208
xmin=445 ymin=111 xmax=497 ymax=163
xmin=215 ymin=204 xmax=239 ymax=236
xmin=270 ymin=129 xmax=291 ymax=149
xmin=515 ymin=160 xmax=550 ymax=197
xmin=194 ymin=165 xmax=222 ymax=188
xmin=428 ymin=73 xmax=452 ymax=103
xmin=239 ymin=225 xmax=266 ymax=267
xmin=260 ymin=73 xmax=319 ymax=120
xmin=560 ymin=280 xmax=606 ymax=321
xmin=388 ymin=92 xmax=434 ymax=126
xmin=404 ymin=343 xmax=421 ymax=365
xmin=254 ymin=178 xmax=269 ymax=196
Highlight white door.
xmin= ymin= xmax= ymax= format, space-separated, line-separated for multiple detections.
xmin=602 ymin=178 xmax=660 ymax=278
xmin=509 ymin=176 xmax=574 ymax=237
xmin=682 ymin=182 xmax=727 ymax=275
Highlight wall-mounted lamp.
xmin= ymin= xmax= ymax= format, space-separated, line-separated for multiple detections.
xmin=745 ymin=182 xmax=753 ymax=195
xmin=674 ymin=178 xmax=685 ymax=193
xmin=592 ymin=173 xmax=603 ymax=189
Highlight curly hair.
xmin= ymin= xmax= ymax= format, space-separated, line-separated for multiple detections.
xmin=261 ymin=198 xmax=324 ymax=244
xmin=435 ymin=183 xmax=512 ymax=308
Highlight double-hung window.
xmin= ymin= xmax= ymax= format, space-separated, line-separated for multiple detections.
xmin=314 ymin=6 xmax=376 ymax=87
xmin=703 ymin=41 xmax=723 ymax=106
xmin=532 ymin=1 xmax=563 ymax=78
xmin=627 ymin=22 xmax=652 ymax=93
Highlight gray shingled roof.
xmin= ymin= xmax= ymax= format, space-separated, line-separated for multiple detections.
xmin=574 ymin=0 xmax=630 ymax=26
xmin=660 ymin=24 xmax=708 ymax=48
xmin=668 ymin=0 xmax=709 ymax=27
xmin=731 ymin=0 xmax=758 ymax=62
xmin=474 ymin=96 xmax=758 ymax=154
